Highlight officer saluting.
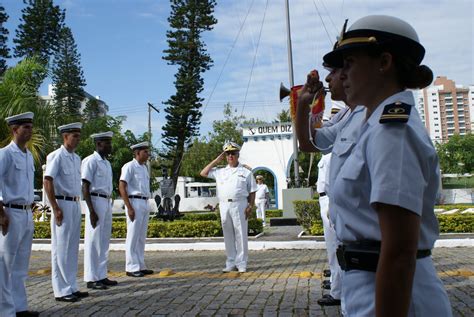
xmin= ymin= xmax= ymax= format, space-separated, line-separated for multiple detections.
xmin=44 ymin=122 xmax=89 ymax=302
xmin=119 ymin=141 xmax=153 ymax=277
xmin=0 ymin=112 xmax=39 ymax=317
xmin=82 ymin=132 xmax=118 ymax=290
xmin=200 ymin=142 xmax=257 ymax=273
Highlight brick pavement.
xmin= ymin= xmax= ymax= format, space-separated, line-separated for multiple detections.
xmin=25 ymin=247 xmax=473 ymax=316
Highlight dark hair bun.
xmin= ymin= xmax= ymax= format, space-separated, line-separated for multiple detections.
xmin=405 ymin=65 xmax=433 ymax=89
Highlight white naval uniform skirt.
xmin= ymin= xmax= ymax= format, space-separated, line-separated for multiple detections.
xmin=51 ymin=200 xmax=81 ymax=297
xmin=84 ymin=196 xmax=113 ymax=282
xmin=125 ymin=198 xmax=150 ymax=272
xmin=219 ymin=199 xmax=248 ymax=270
xmin=0 ymin=207 xmax=34 ymax=315
xmin=342 ymin=256 xmax=452 ymax=316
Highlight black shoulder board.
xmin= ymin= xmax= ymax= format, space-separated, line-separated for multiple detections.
xmin=379 ymin=101 xmax=411 ymax=124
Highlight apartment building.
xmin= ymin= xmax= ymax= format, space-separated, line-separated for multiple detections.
xmin=416 ymin=76 xmax=474 ymax=143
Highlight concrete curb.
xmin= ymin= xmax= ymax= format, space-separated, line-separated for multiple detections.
xmin=31 ymin=238 xmax=474 ymax=251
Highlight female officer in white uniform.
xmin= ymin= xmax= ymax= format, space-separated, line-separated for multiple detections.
xmin=322 ymin=15 xmax=452 ymax=316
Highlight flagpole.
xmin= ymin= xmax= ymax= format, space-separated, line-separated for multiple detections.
xmin=284 ymin=0 xmax=300 ymax=187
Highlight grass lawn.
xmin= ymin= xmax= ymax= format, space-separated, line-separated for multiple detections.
xmin=442 ymin=177 xmax=474 ymax=189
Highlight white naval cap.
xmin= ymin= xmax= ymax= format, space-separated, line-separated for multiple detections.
xmin=5 ymin=112 xmax=34 ymax=125
xmin=58 ymin=122 xmax=82 ymax=133
xmin=90 ymin=131 xmax=113 ymax=140
xmin=130 ymin=141 xmax=150 ymax=150
xmin=223 ymin=141 xmax=241 ymax=152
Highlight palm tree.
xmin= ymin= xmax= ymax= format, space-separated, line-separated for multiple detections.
xmin=0 ymin=57 xmax=56 ymax=165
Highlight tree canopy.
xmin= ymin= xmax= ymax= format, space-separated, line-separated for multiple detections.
xmin=0 ymin=5 xmax=10 ymax=76
xmin=436 ymin=134 xmax=474 ymax=174
xmin=161 ymin=0 xmax=217 ymax=188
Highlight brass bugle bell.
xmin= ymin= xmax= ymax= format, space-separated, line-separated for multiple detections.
xmin=279 ymin=82 xmax=290 ymax=102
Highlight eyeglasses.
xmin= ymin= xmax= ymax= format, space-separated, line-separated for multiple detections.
xmin=226 ymin=151 xmax=238 ymax=156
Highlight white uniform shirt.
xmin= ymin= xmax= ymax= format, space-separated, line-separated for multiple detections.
xmin=316 ymin=153 xmax=331 ymax=194
xmin=0 ymin=141 xmax=35 ymax=204
xmin=44 ymin=145 xmax=82 ymax=197
xmin=255 ymin=184 xmax=269 ymax=201
xmin=81 ymin=151 xmax=113 ymax=196
xmin=330 ymin=91 xmax=440 ymax=249
xmin=315 ymin=106 xmax=366 ymax=197
xmin=208 ymin=164 xmax=257 ymax=201
xmin=120 ymin=159 xmax=150 ymax=197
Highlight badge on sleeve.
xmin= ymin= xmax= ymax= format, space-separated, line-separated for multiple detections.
xmin=379 ymin=101 xmax=411 ymax=124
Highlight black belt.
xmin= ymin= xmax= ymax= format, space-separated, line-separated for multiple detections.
xmin=226 ymin=198 xmax=245 ymax=202
xmin=4 ymin=203 xmax=34 ymax=210
xmin=128 ymin=195 xmax=148 ymax=200
xmin=55 ymin=195 xmax=80 ymax=202
xmin=336 ymin=240 xmax=432 ymax=272
xmin=319 ymin=192 xmax=327 ymax=197
xmin=91 ymin=192 xmax=110 ymax=199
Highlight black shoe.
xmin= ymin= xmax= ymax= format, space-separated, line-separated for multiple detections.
xmin=140 ymin=269 xmax=154 ymax=275
xmin=126 ymin=271 xmax=145 ymax=277
xmin=322 ymin=280 xmax=331 ymax=290
xmin=16 ymin=311 xmax=40 ymax=317
xmin=72 ymin=291 xmax=89 ymax=298
xmin=55 ymin=294 xmax=79 ymax=302
xmin=100 ymin=278 xmax=118 ymax=286
xmin=317 ymin=295 xmax=341 ymax=306
xmin=86 ymin=281 xmax=108 ymax=290
xmin=323 ymin=269 xmax=331 ymax=277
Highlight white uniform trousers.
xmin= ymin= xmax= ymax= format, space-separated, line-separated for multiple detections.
xmin=220 ymin=200 xmax=248 ymax=270
xmin=51 ymin=200 xmax=81 ymax=297
xmin=0 ymin=207 xmax=34 ymax=316
xmin=125 ymin=199 xmax=150 ymax=272
xmin=255 ymin=199 xmax=266 ymax=225
xmin=319 ymin=195 xmax=342 ymax=300
xmin=84 ymin=196 xmax=113 ymax=282
xmin=342 ymin=256 xmax=452 ymax=316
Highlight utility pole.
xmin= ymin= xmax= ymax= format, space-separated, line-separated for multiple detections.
xmin=147 ymin=102 xmax=160 ymax=176
xmin=284 ymin=0 xmax=300 ymax=187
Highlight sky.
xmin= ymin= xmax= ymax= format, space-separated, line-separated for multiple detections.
xmin=2 ymin=0 xmax=473 ymax=149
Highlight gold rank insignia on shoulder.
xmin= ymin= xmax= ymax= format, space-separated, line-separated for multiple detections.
xmin=379 ymin=101 xmax=411 ymax=124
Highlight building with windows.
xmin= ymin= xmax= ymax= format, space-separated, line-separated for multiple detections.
xmin=416 ymin=76 xmax=474 ymax=143
xmin=41 ymin=84 xmax=108 ymax=116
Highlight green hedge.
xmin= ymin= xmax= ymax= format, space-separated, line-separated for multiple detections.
xmin=266 ymin=209 xmax=283 ymax=218
xmin=294 ymin=200 xmax=474 ymax=235
xmin=33 ymin=218 xmax=263 ymax=239
xmin=435 ymin=204 xmax=473 ymax=212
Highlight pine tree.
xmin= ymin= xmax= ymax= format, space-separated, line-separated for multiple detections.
xmin=0 ymin=5 xmax=10 ymax=76
xmin=13 ymin=0 xmax=64 ymax=63
xmin=51 ymin=26 xmax=86 ymax=121
xmin=162 ymin=0 xmax=217 ymax=187
xmin=83 ymin=97 xmax=102 ymax=121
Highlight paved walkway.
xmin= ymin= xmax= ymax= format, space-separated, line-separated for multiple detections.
xmin=26 ymin=247 xmax=473 ymax=316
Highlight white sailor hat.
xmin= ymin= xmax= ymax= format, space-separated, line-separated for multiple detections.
xmin=256 ymin=175 xmax=264 ymax=180
xmin=5 ymin=112 xmax=34 ymax=125
xmin=90 ymin=131 xmax=113 ymax=140
xmin=58 ymin=122 xmax=82 ymax=133
xmin=223 ymin=141 xmax=241 ymax=152
xmin=130 ymin=141 xmax=150 ymax=150
xmin=323 ymin=15 xmax=425 ymax=67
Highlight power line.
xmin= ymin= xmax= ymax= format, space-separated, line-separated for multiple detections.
xmin=312 ymin=0 xmax=333 ymax=45
xmin=319 ymin=0 xmax=338 ymax=36
xmin=201 ymin=0 xmax=257 ymax=117
xmin=240 ymin=0 xmax=269 ymax=117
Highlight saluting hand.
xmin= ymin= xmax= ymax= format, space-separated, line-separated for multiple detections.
xmin=0 ymin=211 xmax=9 ymax=235
xmin=128 ymin=207 xmax=136 ymax=222
xmin=215 ymin=152 xmax=225 ymax=163
xmin=90 ymin=210 xmax=99 ymax=228
xmin=53 ymin=206 xmax=63 ymax=226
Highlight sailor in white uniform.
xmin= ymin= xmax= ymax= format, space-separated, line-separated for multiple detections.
xmin=254 ymin=175 xmax=269 ymax=226
xmin=0 ymin=112 xmax=39 ymax=317
xmin=322 ymin=15 xmax=452 ymax=316
xmin=44 ymin=122 xmax=89 ymax=302
xmin=82 ymin=132 xmax=118 ymax=289
xmin=200 ymin=142 xmax=257 ymax=273
xmin=119 ymin=141 xmax=153 ymax=277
